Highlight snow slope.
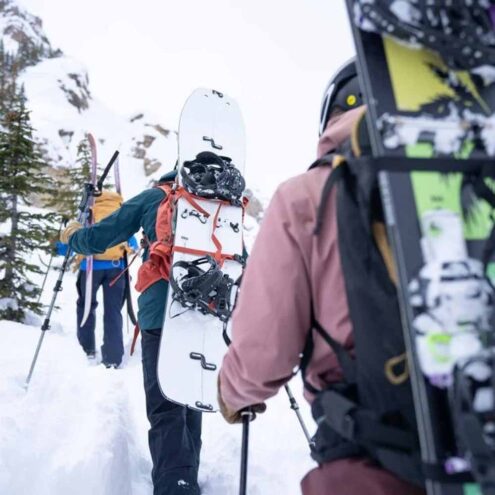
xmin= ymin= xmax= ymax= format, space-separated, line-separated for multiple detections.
xmin=19 ymin=54 xmax=178 ymax=201
xmin=1 ymin=3 xmax=297 ymax=492
xmin=0 ymin=262 xmax=315 ymax=495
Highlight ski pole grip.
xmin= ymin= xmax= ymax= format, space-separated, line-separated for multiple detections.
xmin=240 ymin=408 xmax=255 ymax=422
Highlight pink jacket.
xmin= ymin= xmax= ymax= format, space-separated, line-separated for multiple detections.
xmin=219 ymin=107 xmax=424 ymax=495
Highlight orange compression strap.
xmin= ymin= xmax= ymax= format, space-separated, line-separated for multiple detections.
xmin=109 ymin=248 xmax=142 ymax=288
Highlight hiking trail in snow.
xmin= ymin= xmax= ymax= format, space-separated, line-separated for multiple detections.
xmin=0 ymin=260 xmax=314 ymax=495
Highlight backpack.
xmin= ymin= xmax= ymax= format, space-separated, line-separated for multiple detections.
xmin=135 ymin=182 xmax=243 ymax=294
xmin=75 ymin=191 xmax=127 ymax=264
xmin=93 ymin=191 xmax=126 ymax=260
xmin=136 ymin=154 xmax=248 ymax=295
xmin=303 ymin=110 xmax=425 ymax=487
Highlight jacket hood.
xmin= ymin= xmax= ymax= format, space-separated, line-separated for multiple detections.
xmin=317 ymin=105 xmax=365 ymax=159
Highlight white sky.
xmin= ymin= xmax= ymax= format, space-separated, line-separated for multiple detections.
xmin=19 ymin=0 xmax=354 ymax=195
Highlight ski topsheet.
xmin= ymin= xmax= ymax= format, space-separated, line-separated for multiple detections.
xmin=158 ymin=89 xmax=246 ymax=412
xmin=345 ymin=2 xmax=495 ymax=494
xmin=80 ymin=133 xmax=98 ymax=327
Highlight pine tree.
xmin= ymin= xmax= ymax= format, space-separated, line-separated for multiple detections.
xmin=0 ymin=41 xmax=17 ymax=118
xmin=0 ymin=85 xmax=58 ymax=321
xmin=49 ymin=137 xmax=114 ymax=220
xmin=50 ymin=138 xmax=92 ymax=219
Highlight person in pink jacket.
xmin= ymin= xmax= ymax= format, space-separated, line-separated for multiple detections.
xmin=218 ymin=60 xmax=425 ymax=495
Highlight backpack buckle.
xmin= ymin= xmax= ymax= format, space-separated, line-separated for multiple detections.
xmin=319 ymin=389 xmax=357 ymax=442
xmin=341 ymin=413 xmax=356 ymax=440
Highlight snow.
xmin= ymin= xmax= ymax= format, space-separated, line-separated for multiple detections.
xmin=0 ymin=3 xmax=299 ymax=491
xmin=0 ymin=298 xmax=18 ymax=311
xmin=0 ymin=256 xmax=315 ymax=494
xmin=378 ymin=105 xmax=495 ymax=156
xmin=0 ymin=1 xmax=49 ymax=54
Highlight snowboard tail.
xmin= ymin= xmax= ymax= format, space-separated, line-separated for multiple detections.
xmin=346 ymin=2 xmax=495 ymax=493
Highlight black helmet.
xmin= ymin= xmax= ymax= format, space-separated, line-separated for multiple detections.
xmin=355 ymin=0 xmax=495 ymax=70
xmin=319 ymin=58 xmax=363 ymax=136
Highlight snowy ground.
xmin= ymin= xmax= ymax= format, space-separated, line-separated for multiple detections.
xmin=0 ymin=257 xmax=315 ymax=495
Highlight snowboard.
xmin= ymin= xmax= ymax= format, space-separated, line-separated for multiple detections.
xmin=157 ymin=88 xmax=246 ymax=412
xmin=345 ymin=2 xmax=495 ymax=494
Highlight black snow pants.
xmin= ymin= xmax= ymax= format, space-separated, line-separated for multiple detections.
xmin=141 ymin=328 xmax=202 ymax=495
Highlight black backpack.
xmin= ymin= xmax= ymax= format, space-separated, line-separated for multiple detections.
xmin=301 ymin=111 xmax=424 ymax=487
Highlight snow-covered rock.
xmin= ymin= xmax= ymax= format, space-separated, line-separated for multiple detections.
xmin=1 ymin=0 xmax=177 ymax=201
xmin=0 ymin=0 xmax=55 ymax=58
xmin=1 ymin=0 xmax=265 ymax=215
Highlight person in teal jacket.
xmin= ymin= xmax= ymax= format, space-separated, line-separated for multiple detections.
xmin=61 ymin=171 xmax=202 ymax=495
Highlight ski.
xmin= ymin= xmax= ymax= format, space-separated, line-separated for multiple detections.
xmin=345 ymin=2 xmax=495 ymax=494
xmin=113 ymin=154 xmax=138 ymax=326
xmin=157 ymin=88 xmax=246 ymax=412
xmin=80 ymin=133 xmax=98 ymax=327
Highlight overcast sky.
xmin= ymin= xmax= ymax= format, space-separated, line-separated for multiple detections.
xmin=19 ymin=0 xmax=354 ymax=194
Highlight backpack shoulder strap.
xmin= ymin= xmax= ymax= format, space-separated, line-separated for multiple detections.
xmin=350 ymin=107 xmax=370 ymax=158
xmin=313 ymin=156 xmax=348 ymax=236
xmin=155 ymin=182 xmax=174 ymax=196
xmin=300 ymin=303 xmax=357 ymax=394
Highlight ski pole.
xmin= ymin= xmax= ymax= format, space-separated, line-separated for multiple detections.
xmin=284 ymin=384 xmax=315 ymax=449
xmin=25 ymin=150 xmax=119 ymax=389
xmin=239 ymin=408 xmax=254 ymax=495
xmin=37 ymin=218 xmax=66 ymax=304
xmin=37 ymin=252 xmax=54 ymax=304
xmin=26 ymin=239 xmax=77 ymax=389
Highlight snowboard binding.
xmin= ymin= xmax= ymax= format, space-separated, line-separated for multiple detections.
xmin=452 ymin=351 xmax=495 ymax=492
xmin=181 ymin=151 xmax=245 ymax=205
xmin=354 ymin=0 xmax=495 ymax=70
xmin=169 ymin=256 xmax=239 ymax=322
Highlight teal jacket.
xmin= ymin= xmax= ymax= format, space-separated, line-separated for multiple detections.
xmin=69 ymin=171 xmax=176 ymax=331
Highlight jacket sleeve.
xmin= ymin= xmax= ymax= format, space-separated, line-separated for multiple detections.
xmin=219 ymin=182 xmax=312 ymax=412
xmin=68 ymin=188 xmax=163 ymax=256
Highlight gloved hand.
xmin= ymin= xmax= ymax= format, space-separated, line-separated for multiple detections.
xmin=218 ymin=376 xmax=266 ymax=424
xmin=60 ymin=221 xmax=82 ymax=244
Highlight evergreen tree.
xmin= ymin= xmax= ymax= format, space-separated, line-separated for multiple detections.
xmin=0 ymin=40 xmax=17 ymax=118
xmin=49 ymin=136 xmax=113 ymax=221
xmin=0 ymin=85 xmax=57 ymax=321
xmin=49 ymin=138 xmax=92 ymax=219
